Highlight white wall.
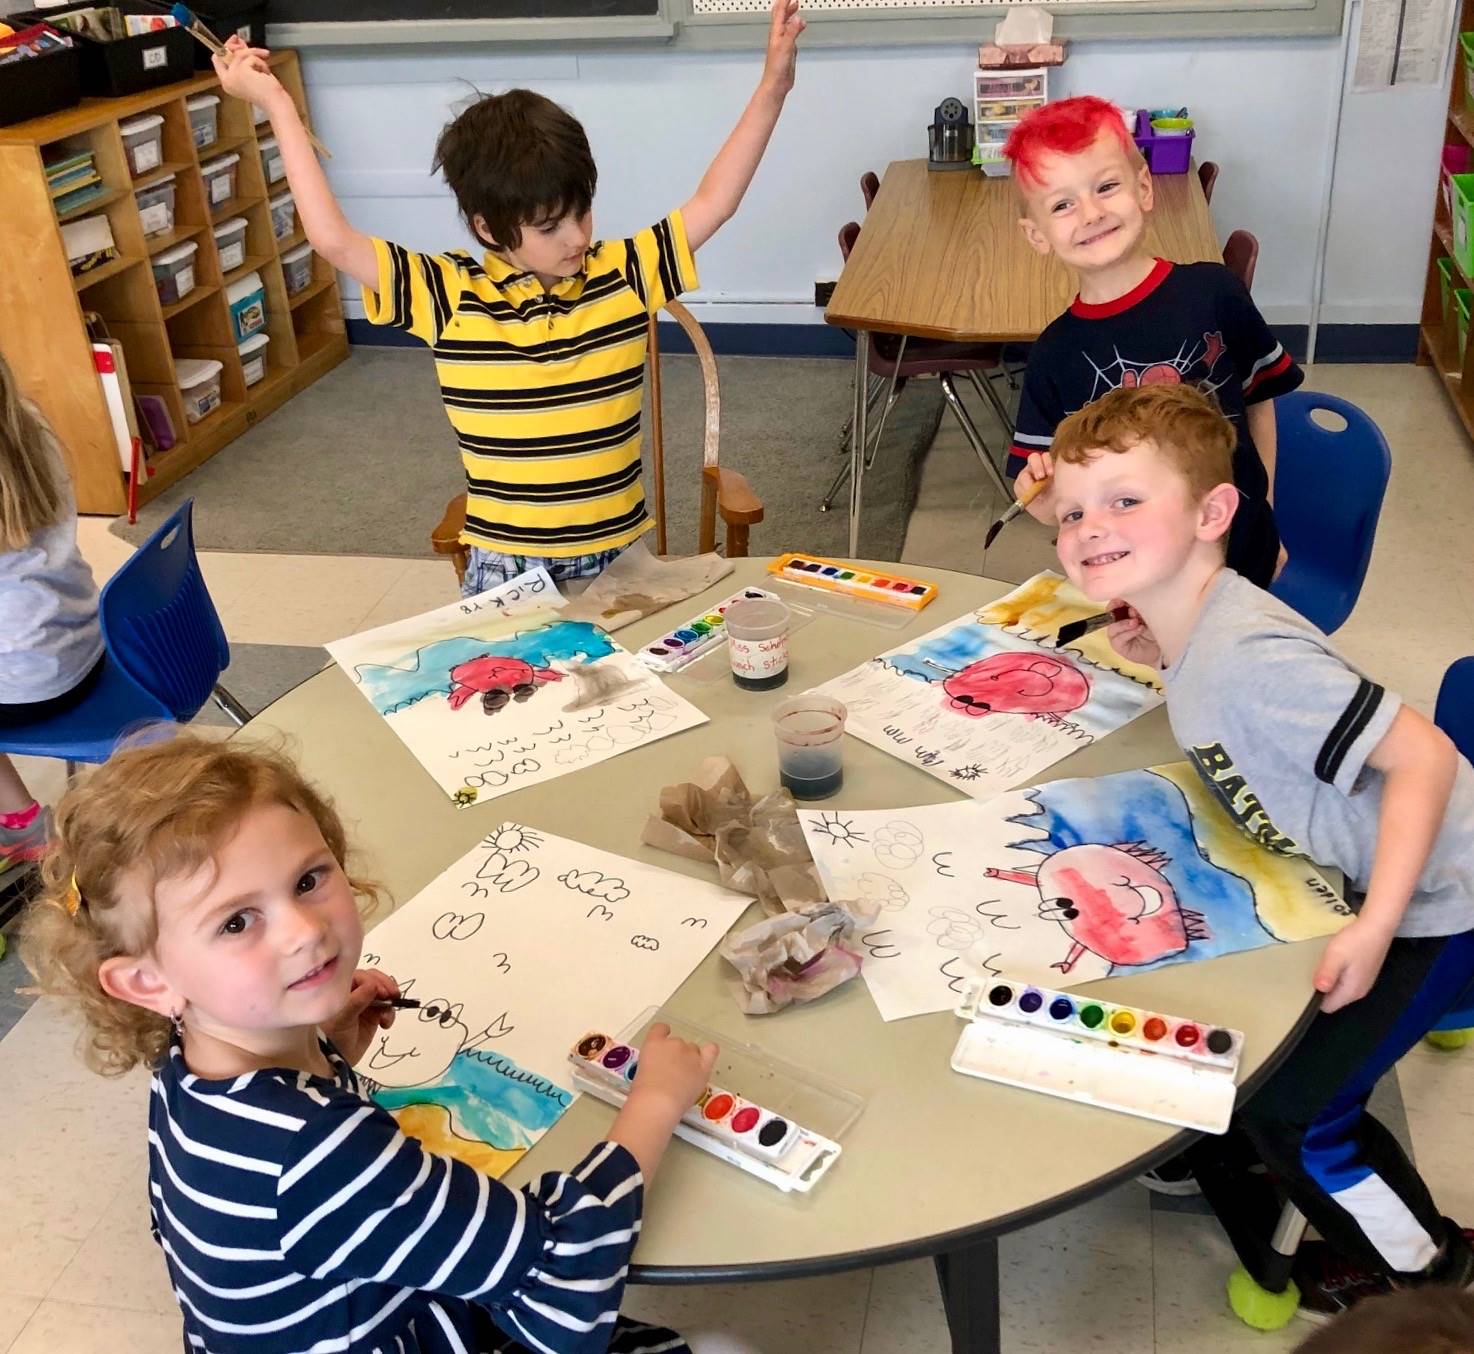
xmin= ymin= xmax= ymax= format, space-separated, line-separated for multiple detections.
xmin=302 ymin=4 xmax=1449 ymax=334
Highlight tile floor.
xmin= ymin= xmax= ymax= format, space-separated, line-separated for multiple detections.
xmin=1 ymin=362 xmax=1472 ymax=1352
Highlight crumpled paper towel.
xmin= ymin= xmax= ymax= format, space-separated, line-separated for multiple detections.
xmin=640 ymin=756 xmax=827 ymax=915
xmin=717 ymin=901 xmax=875 ymax=1015
xmin=562 ymin=539 xmax=734 ymax=632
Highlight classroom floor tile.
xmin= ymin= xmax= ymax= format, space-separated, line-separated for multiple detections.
xmin=6 ymin=360 xmax=1473 ymax=1352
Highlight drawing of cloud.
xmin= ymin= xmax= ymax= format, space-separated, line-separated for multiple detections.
xmin=630 ymin=935 xmax=660 ymax=951
xmin=432 ymin=912 xmax=485 ymax=941
xmin=558 ymin=869 xmax=629 ymax=904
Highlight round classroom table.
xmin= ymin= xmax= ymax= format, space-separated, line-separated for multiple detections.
xmin=240 ymin=558 xmax=1327 ymax=1354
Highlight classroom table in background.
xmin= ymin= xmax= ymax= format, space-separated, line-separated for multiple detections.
xmin=240 ymin=559 xmax=1324 ymax=1354
xmin=824 ymin=161 xmax=1223 ymax=557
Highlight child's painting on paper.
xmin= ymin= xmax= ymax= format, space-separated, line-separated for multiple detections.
xmin=812 ymin=572 xmax=1164 ymax=800
xmin=799 ymin=764 xmax=1350 ymax=1022
xmin=326 ymin=599 xmax=706 ymax=804
xmin=355 ymin=824 xmax=752 ymax=1174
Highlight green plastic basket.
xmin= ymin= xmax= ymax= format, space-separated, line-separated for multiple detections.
xmin=1464 ymin=33 xmax=1474 ymax=110
xmin=1457 ymin=288 xmax=1472 ymax=362
xmin=1440 ymin=256 xmax=1457 ymax=323
xmin=1452 ymin=173 xmax=1474 ymax=278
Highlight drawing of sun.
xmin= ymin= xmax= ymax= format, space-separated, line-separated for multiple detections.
xmin=811 ymin=812 xmax=869 ymax=848
xmin=482 ymin=825 xmax=543 ymax=855
xmin=950 ymin=765 xmax=986 ymax=782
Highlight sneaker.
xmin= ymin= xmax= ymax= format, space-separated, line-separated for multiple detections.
xmin=1136 ymin=1155 xmax=1202 ymax=1196
xmin=1292 ymin=1240 xmax=1394 ymax=1323
xmin=1423 ymin=1218 xmax=1474 ymax=1288
xmin=0 ymin=805 xmax=49 ymax=867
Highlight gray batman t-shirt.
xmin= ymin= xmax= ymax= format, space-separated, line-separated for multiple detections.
xmin=1162 ymin=569 xmax=1474 ymax=940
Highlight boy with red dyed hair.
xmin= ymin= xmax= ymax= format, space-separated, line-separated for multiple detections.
xmin=1003 ymin=96 xmax=1301 ymax=588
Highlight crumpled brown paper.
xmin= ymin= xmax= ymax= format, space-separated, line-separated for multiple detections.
xmin=561 ymin=540 xmax=734 ymax=633
xmin=717 ymin=901 xmax=875 ymax=1015
xmin=640 ymin=756 xmax=827 ymax=915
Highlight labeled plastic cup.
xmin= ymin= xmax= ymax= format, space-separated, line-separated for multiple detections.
xmin=726 ymin=596 xmax=790 ymax=691
xmin=772 ymin=694 xmax=847 ymax=800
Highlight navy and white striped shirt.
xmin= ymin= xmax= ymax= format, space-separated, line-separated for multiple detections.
xmin=148 ymin=1038 xmax=689 ymax=1354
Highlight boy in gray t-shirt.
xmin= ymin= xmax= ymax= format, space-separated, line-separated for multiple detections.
xmin=1047 ymin=383 xmax=1474 ymax=1321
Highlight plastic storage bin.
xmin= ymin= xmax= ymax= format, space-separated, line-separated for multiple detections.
xmin=1444 ymin=145 xmax=1473 ymax=215
xmin=119 ymin=112 xmax=164 ymax=177
xmin=251 ymin=101 xmax=270 ymax=126
xmin=151 ymin=240 xmax=198 ymax=306
xmin=238 ymin=331 xmax=270 ymax=386
xmin=1458 ymin=289 xmax=1472 ymax=362
xmin=226 ymin=270 xmax=266 ymax=342
xmin=1464 ymin=33 xmax=1474 ymax=111
xmin=1132 ymin=109 xmax=1195 ymax=175
xmin=281 ymin=242 xmax=314 ymax=295
xmin=1451 ymin=173 xmax=1474 ymax=278
xmin=213 ymin=215 xmax=248 ymax=273
xmin=176 ymin=357 xmax=223 ymax=423
xmin=134 ymin=171 xmax=176 ymax=238
xmin=33 ymin=3 xmax=194 ymax=97
xmin=258 ymin=133 xmax=284 ymax=186
xmin=200 ymin=151 xmax=240 ymax=209
xmin=268 ymin=189 xmax=296 ymax=241
xmin=1439 ymin=256 xmax=1457 ymax=324
xmin=186 ymin=93 xmax=220 ymax=149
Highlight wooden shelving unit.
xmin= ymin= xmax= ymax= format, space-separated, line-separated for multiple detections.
xmin=0 ymin=51 xmax=347 ymax=516
xmin=1419 ymin=2 xmax=1474 ymax=443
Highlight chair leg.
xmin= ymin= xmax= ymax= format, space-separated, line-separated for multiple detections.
xmin=822 ymin=379 xmax=906 ymax=512
xmin=211 ymin=683 xmax=252 ymax=727
xmin=939 ymin=374 xmax=1012 ymax=501
xmin=965 ymin=368 xmax=1016 ymax=438
xmin=837 ymin=375 xmax=888 ymax=455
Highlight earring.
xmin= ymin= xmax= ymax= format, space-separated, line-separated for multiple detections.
xmin=170 ymin=1009 xmax=185 ymax=1040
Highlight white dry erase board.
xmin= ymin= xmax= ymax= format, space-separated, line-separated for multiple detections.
xmin=265 ymin=0 xmax=1343 ymax=48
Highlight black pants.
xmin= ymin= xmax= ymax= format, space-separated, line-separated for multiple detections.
xmin=1206 ymin=929 xmax=1474 ymax=1279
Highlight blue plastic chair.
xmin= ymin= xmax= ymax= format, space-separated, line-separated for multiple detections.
xmin=1268 ymin=391 xmax=1391 ymax=635
xmin=1425 ymin=657 xmax=1474 ymax=1046
xmin=0 ymin=500 xmax=245 ymax=766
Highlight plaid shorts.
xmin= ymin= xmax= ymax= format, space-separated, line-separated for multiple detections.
xmin=462 ymin=546 xmax=625 ymax=600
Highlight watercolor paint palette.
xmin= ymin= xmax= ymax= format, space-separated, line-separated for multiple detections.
xmin=568 ymin=1010 xmax=862 ymax=1193
xmin=766 ymin=552 xmax=938 ymax=611
xmin=636 ymin=585 xmax=784 ymax=673
xmin=951 ymin=980 xmax=1244 ymax=1134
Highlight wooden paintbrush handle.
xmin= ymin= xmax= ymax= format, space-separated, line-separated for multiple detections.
xmin=1016 ymin=472 xmax=1050 ymax=510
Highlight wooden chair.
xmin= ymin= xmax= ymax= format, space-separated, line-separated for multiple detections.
xmin=860 ymin=170 xmax=880 ymax=211
xmin=1198 ymin=160 xmax=1220 ymax=205
xmin=1223 ymin=228 xmax=1259 ymax=292
xmin=432 ymin=299 xmax=762 ymax=584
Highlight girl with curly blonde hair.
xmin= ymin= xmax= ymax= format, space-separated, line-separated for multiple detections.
xmin=21 ymin=732 xmax=715 ymax=1354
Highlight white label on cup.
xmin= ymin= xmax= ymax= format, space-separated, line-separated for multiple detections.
xmin=142 ymin=44 xmax=166 ymax=70
xmin=210 ymin=173 xmax=231 ymax=204
xmin=139 ymin=202 xmax=169 ymax=235
xmin=133 ymin=139 xmax=161 ymax=173
xmin=729 ymin=632 xmax=788 ymax=680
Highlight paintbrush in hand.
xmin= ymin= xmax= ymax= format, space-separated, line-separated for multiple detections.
xmin=172 ymin=4 xmax=333 ymax=159
xmin=983 ymin=473 xmax=1050 ymax=550
xmin=1055 ymin=604 xmax=1133 ymax=647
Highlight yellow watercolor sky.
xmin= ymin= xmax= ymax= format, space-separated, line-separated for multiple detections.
xmin=975 ymin=571 xmax=1163 ymax=691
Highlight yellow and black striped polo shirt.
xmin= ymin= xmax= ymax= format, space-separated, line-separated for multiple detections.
xmin=364 ymin=212 xmax=696 ymax=557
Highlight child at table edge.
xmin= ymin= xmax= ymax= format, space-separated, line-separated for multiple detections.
xmin=1047 ymin=381 xmax=1474 ymax=1318
xmin=214 ymin=0 xmax=803 ymax=599
xmin=20 ymin=732 xmax=718 ymax=1354
xmin=1004 ymin=96 xmax=1300 ymax=590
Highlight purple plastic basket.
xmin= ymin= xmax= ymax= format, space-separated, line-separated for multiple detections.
xmin=1133 ymin=109 xmax=1194 ymax=175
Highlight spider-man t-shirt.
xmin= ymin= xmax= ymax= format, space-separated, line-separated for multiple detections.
xmin=1008 ymin=259 xmax=1304 ymax=588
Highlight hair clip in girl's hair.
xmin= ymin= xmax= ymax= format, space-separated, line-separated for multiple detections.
xmin=63 ymin=872 xmax=83 ymax=919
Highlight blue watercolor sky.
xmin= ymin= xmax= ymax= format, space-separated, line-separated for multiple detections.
xmin=354 ymin=621 xmax=618 ymax=714
xmin=1008 ymin=769 xmax=1272 ymax=970
xmin=885 ymin=621 xmax=1042 ymax=685
xmin=374 ymin=1048 xmax=571 ymax=1150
